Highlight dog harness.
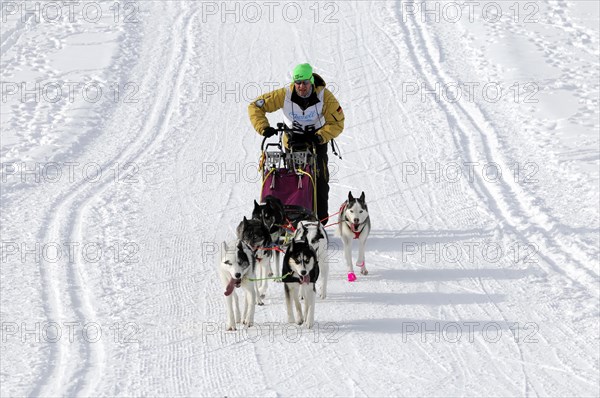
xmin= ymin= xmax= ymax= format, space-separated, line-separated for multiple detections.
xmin=340 ymin=202 xmax=368 ymax=239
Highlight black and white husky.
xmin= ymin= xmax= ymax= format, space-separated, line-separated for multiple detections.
xmin=252 ymin=196 xmax=286 ymax=292
xmin=337 ymin=191 xmax=371 ymax=282
xmin=294 ymin=220 xmax=329 ymax=299
xmin=281 ymin=236 xmax=320 ymax=328
xmin=218 ymin=240 xmax=256 ymax=331
xmin=236 ymin=216 xmax=271 ymax=305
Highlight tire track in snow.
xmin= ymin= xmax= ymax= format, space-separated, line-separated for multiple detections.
xmin=394 ymin=6 xmax=598 ymax=299
xmin=165 ymin=17 xmax=272 ymax=395
xmin=355 ymin=4 xmax=534 ymax=393
xmin=30 ymin=7 xmax=194 ymax=396
xmin=389 ymin=10 xmax=536 ymax=395
xmin=337 ymin=4 xmax=425 ymax=236
xmin=391 ymin=5 xmax=598 ymax=394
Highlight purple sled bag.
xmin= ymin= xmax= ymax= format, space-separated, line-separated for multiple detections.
xmin=261 ymin=167 xmax=314 ymax=212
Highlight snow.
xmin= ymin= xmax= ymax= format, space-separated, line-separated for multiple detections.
xmin=1 ymin=1 xmax=599 ymax=397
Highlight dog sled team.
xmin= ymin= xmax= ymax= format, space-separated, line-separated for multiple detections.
xmin=218 ymin=63 xmax=371 ymax=330
xmin=218 ymin=192 xmax=371 ymax=331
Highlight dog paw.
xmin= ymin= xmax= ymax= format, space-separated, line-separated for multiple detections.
xmin=360 ymin=268 xmax=369 ymax=275
xmin=260 ymin=293 xmax=266 ymax=299
xmin=268 ymin=272 xmax=273 ymax=277
xmin=257 ymin=301 xmax=264 ymax=306
xmin=347 ymin=272 xmax=357 ymax=282
xmin=226 ymin=325 xmax=236 ymax=331
xmin=296 ymin=319 xmax=304 ymax=326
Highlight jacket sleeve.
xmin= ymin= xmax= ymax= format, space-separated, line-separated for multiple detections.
xmin=318 ymin=89 xmax=345 ymax=143
xmin=248 ymin=87 xmax=287 ymax=135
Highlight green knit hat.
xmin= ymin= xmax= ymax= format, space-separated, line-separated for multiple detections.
xmin=292 ymin=63 xmax=315 ymax=84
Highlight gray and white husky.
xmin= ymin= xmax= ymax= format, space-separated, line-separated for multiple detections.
xmin=337 ymin=191 xmax=371 ymax=282
xmin=218 ymin=240 xmax=257 ymax=331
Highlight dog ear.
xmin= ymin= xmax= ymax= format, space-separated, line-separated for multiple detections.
xmin=348 ymin=191 xmax=354 ymax=201
xmin=314 ymin=227 xmax=324 ymax=242
xmin=253 ymin=200 xmax=259 ymax=209
xmin=359 ymin=191 xmax=365 ymax=202
xmin=263 ymin=225 xmax=272 ymax=244
xmin=243 ymin=216 xmax=248 ymax=225
xmin=301 ymin=225 xmax=309 ymax=241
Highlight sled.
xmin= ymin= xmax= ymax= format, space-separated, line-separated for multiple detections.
xmin=258 ymin=123 xmax=320 ymax=240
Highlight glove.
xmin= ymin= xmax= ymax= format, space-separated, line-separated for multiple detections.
xmin=302 ymin=126 xmax=324 ymax=145
xmin=262 ymin=126 xmax=277 ymax=138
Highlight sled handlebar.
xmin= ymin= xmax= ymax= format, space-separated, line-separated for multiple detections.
xmin=260 ymin=123 xmax=312 ymax=151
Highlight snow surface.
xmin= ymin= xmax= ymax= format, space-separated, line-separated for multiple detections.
xmin=1 ymin=1 xmax=599 ymax=396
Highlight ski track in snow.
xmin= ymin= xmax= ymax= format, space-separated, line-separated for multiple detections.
xmin=2 ymin=1 xmax=598 ymax=397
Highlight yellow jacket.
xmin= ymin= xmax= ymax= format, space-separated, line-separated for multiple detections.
xmin=248 ymin=73 xmax=344 ymax=144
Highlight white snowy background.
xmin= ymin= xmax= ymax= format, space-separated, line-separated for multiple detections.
xmin=1 ymin=1 xmax=599 ymax=396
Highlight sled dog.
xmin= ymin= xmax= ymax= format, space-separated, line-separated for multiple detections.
xmin=337 ymin=191 xmax=371 ymax=281
xmin=218 ymin=240 xmax=256 ymax=331
xmin=252 ymin=196 xmax=286 ymax=286
xmin=236 ymin=216 xmax=272 ymax=305
xmin=236 ymin=216 xmax=272 ymax=252
xmin=294 ymin=220 xmax=329 ymax=299
xmin=281 ymin=236 xmax=320 ymax=328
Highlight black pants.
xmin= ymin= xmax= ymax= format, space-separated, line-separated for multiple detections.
xmin=315 ymin=143 xmax=329 ymax=225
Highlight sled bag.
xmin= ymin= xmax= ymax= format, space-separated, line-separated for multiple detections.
xmin=261 ymin=167 xmax=314 ymax=211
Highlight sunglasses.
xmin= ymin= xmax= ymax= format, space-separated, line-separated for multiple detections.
xmin=294 ymin=79 xmax=311 ymax=86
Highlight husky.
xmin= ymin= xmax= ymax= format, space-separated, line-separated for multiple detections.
xmin=236 ymin=216 xmax=272 ymax=252
xmin=236 ymin=216 xmax=271 ymax=305
xmin=281 ymin=236 xmax=320 ymax=328
xmin=218 ymin=240 xmax=257 ymax=331
xmin=252 ymin=195 xmax=286 ymax=234
xmin=337 ymin=191 xmax=371 ymax=282
xmin=294 ymin=220 xmax=329 ymax=299
xmin=252 ymin=196 xmax=286 ymax=285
